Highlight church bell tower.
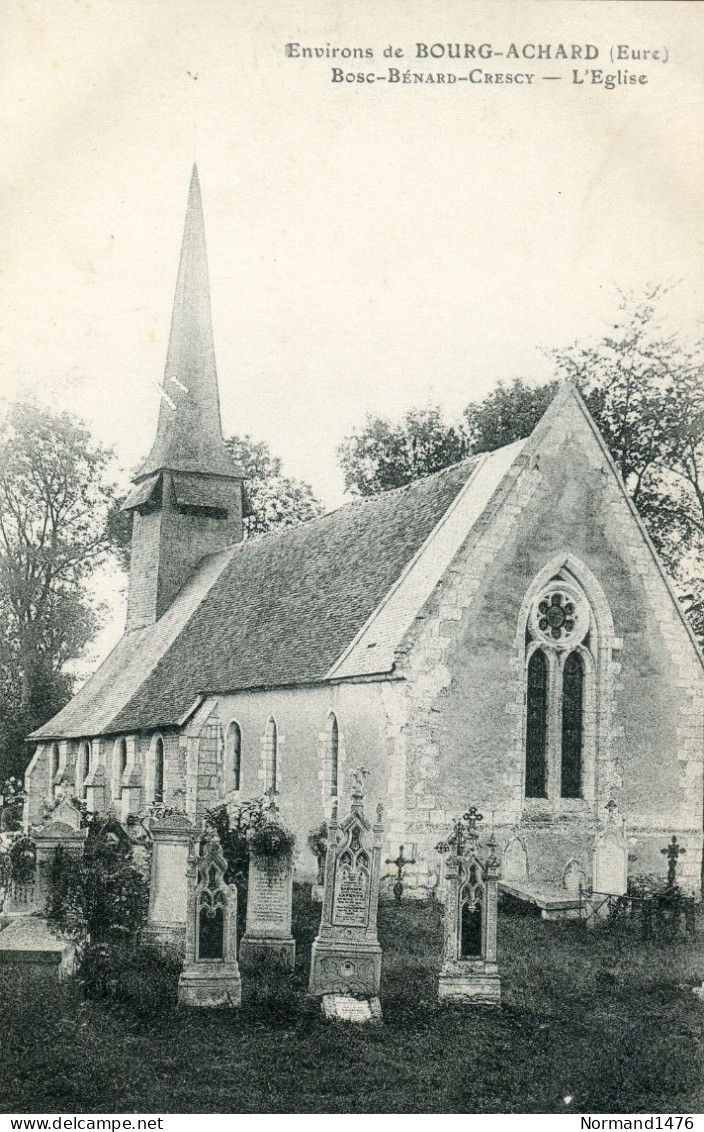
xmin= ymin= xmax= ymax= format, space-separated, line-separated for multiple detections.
xmin=122 ymin=166 xmax=245 ymax=632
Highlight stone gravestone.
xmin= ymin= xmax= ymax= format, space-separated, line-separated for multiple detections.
xmin=33 ymin=798 xmax=87 ymax=912
xmin=146 ymin=810 xmax=196 ymax=949
xmin=178 ymin=829 xmax=241 ymax=1008
xmin=239 ymin=852 xmax=295 ymax=969
xmin=592 ymin=800 xmax=628 ymax=912
xmin=309 ymin=770 xmax=383 ymax=1020
xmin=437 ymin=807 xmax=501 ymax=1006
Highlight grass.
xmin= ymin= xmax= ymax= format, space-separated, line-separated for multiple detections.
xmin=1 ymin=888 xmax=703 ymax=1114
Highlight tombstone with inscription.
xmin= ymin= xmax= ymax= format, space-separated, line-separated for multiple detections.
xmin=177 ymin=829 xmax=241 ymax=1008
xmin=33 ymin=798 xmax=87 ymax=912
xmin=591 ymin=799 xmax=628 ymax=914
xmin=437 ymin=807 xmax=501 ymax=1006
xmin=146 ymin=809 xmax=196 ymax=948
xmin=308 ymin=770 xmax=383 ymax=1014
xmin=239 ymin=851 xmax=295 ymax=970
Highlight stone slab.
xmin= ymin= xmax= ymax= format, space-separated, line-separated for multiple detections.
xmin=177 ymin=963 xmax=242 ymax=1008
xmin=499 ymin=879 xmax=580 ymax=914
xmin=438 ymin=970 xmax=501 ymax=1005
xmin=309 ymin=938 xmax=382 ymax=997
xmin=239 ymin=935 xmax=295 ymax=970
xmin=245 ymin=859 xmax=292 ymax=938
xmin=322 ymin=994 xmax=382 ymax=1023
xmin=0 ymin=917 xmax=75 ymax=978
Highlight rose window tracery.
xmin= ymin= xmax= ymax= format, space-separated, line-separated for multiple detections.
xmin=528 ymin=582 xmax=589 ymax=649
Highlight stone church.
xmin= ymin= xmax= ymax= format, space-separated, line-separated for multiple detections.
xmin=24 ymin=167 xmax=704 ymax=903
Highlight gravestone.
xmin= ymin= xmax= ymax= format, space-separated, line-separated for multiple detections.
xmin=239 ymin=852 xmax=295 ymax=969
xmin=438 ymin=807 xmax=501 ymax=1006
xmin=178 ymin=830 xmax=241 ymax=1008
xmin=592 ymin=800 xmax=628 ymax=903
xmin=309 ymin=771 xmax=383 ymax=1018
xmin=502 ymin=834 xmax=528 ymax=884
xmin=146 ymin=810 xmax=196 ymax=948
xmin=33 ymin=799 xmax=87 ymax=911
xmin=0 ymin=916 xmax=76 ymax=982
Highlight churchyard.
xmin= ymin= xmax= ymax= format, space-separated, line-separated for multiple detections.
xmin=1 ymin=893 xmax=703 ymax=1115
xmin=1 ymin=785 xmax=703 ymax=1116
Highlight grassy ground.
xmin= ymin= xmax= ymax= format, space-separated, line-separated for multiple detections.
xmin=1 ymin=890 xmax=703 ymax=1114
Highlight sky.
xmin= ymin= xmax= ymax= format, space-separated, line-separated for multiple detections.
xmin=1 ymin=0 xmax=703 ymax=660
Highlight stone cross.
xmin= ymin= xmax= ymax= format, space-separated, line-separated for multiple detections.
xmin=661 ymin=835 xmax=686 ymax=890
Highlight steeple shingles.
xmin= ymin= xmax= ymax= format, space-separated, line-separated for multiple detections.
xmin=139 ymin=164 xmax=237 ymax=480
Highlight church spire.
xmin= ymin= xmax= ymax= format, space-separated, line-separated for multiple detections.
xmin=122 ymin=167 xmax=245 ymax=632
xmin=139 ymin=164 xmax=236 ymax=479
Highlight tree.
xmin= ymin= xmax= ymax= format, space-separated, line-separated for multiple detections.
xmin=338 ymin=406 xmax=471 ymax=497
xmin=225 ymin=434 xmax=323 ymax=536
xmin=464 ymin=378 xmax=560 ymax=454
xmin=0 ymin=403 xmax=120 ymax=779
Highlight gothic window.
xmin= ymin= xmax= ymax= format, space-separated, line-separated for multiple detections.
xmin=561 ymin=651 xmax=584 ymax=799
xmin=328 ymin=713 xmax=339 ymax=798
xmin=114 ymin=738 xmax=127 ymax=800
xmin=265 ymin=717 xmax=278 ymax=792
xmin=525 ymin=649 xmax=548 ymax=798
xmin=523 ymin=572 xmax=596 ymax=804
xmin=49 ymin=743 xmax=60 ymax=790
xmin=225 ymin=722 xmax=242 ymax=794
xmin=154 ymin=737 xmax=165 ymax=804
xmin=78 ymin=741 xmax=91 ymax=798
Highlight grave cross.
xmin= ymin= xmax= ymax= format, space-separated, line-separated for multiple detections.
xmin=605 ymin=798 xmax=618 ymax=821
xmin=462 ymin=807 xmax=484 ymax=845
xmin=661 ymin=835 xmax=686 ymax=890
xmin=385 ymin=844 xmax=416 ymax=902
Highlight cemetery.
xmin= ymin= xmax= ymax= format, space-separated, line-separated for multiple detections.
xmin=0 ymin=775 xmax=703 ymax=1115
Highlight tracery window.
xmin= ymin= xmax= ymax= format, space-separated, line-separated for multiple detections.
xmin=114 ymin=738 xmax=127 ymax=800
xmin=49 ymin=743 xmax=60 ymax=792
xmin=523 ymin=576 xmax=593 ymax=802
xmin=77 ymin=741 xmax=91 ymax=799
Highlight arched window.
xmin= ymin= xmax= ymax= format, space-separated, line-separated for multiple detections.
xmin=265 ymin=718 xmax=278 ymax=793
xmin=50 ymin=743 xmax=60 ymax=787
xmin=561 ymin=652 xmax=584 ymax=798
xmin=225 ymin=722 xmax=241 ymax=793
xmin=525 ymin=649 xmax=548 ymax=798
xmin=77 ymin=741 xmax=91 ymax=799
xmin=154 ymin=737 xmax=164 ymax=804
xmin=114 ymin=738 xmax=127 ymax=800
xmin=328 ymin=714 xmax=339 ymax=798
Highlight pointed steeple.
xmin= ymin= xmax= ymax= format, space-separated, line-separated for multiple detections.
xmin=122 ymin=168 xmax=246 ymax=631
xmin=139 ymin=164 xmax=237 ymax=479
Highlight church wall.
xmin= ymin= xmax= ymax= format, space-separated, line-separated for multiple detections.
xmin=186 ymin=682 xmax=404 ymax=887
xmin=397 ymin=394 xmax=704 ymax=896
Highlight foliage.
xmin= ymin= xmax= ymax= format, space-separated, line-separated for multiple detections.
xmin=225 ymin=434 xmax=323 ymax=537
xmin=0 ymin=402 xmax=122 ymax=780
xmin=207 ymin=798 xmax=296 ymax=922
xmin=0 ymin=775 xmax=26 ymax=832
xmin=338 ymin=406 xmax=471 ymax=497
xmin=307 ymin=822 xmax=328 ymax=863
xmin=464 ymin=378 xmax=560 ymax=453
xmin=47 ymin=816 xmax=148 ymax=948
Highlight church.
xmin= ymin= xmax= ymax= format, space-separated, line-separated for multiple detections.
xmin=24 ymin=167 xmax=704 ymax=903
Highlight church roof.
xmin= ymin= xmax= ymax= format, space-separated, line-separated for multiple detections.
xmin=33 ymin=448 xmax=528 ymax=739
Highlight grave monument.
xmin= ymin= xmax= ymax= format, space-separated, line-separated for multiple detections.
xmin=309 ymin=769 xmax=384 ymax=1019
xmin=146 ymin=808 xmax=196 ymax=948
xmin=437 ymin=807 xmax=501 ymax=1005
xmin=177 ymin=829 xmax=241 ymax=1008
xmin=591 ymin=799 xmax=628 ymax=913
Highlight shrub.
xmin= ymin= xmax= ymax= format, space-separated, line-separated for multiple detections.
xmin=207 ymin=796 xmax=296 ymax=895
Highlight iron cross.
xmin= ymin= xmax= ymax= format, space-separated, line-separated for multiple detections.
xmin=385 ymin=844 xmax=416 ymax=902
xmin=661 ymin=835 xmax=686 ymax=890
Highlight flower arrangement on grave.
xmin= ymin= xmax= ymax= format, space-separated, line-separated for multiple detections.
xmin=307 ymin=822 xmax=328 ymax=884
xmin=206 ymin=795 xmax=296 ymax=903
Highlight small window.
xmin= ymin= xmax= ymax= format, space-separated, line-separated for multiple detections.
xmin=226 ymin=722 xmax=242 ymax=793
xmin=154 ymin=737 xmax=164 ymax=804
xmin=50 ymin=743 xmax=60 ymax=783
xmin=265 ymin=718 xmax=278 ymax=793
xmin=114 ymin=738 xmax=127 ymax=800
xmin=525 ymin=650 xmax=548 ymax=798
xmin=78 ymin=741 xmax=91 ymax=799
xmin=328 ymin=714 xmax=339 ymax=798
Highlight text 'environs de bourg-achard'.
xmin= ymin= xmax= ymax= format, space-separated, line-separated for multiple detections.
xmin=284 ymin=41 xmax=670 ymax=88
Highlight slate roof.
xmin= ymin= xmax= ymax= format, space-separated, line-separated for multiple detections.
xmin=30 ymin=455 xmax=486 ymax=740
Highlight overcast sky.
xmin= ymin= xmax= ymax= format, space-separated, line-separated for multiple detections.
xmin=1 ymin=0 xmax=703 ymax=660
